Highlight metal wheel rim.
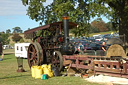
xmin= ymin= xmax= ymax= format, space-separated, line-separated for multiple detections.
xmin=51 ymin=51 xmax=63 ymax=71
xmin=27 ymin=43 xmax=43 ymax=68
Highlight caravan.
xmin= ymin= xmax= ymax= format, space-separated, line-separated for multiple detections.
xmin=15 ymin=43 xmax=30 ymax=58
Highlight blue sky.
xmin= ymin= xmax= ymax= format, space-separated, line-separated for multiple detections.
xmin=0 ymin=0 xmax=109 ymax=33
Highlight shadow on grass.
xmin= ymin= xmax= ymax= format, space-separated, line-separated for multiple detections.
xmin=3 ymin=53 xmax=14 ymax=55
xmin=0 ymin=74 xmax=31 ymax=79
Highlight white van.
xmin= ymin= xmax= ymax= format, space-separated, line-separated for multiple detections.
xmin=15 ymin=43 xmax=30 ymax=58
xmin=93 ymin=34 xmax=102 ymax=41
xmin=3 ymin=45 xmax=13 ymax=49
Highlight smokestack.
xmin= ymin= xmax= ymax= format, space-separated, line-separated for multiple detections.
xmin=62 ymin=13 xmax=69 ymax=43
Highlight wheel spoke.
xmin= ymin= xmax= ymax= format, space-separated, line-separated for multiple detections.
xmin=30 ymin=57 xmax=33 ymax=61
xmin=31 ymin=45 xmax=34 ymax=51
xmin=28 ymin=50 xmax=33 ymax=54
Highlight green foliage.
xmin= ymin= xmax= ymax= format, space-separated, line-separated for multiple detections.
xmin=70 ymin=27 xmax=79 ymax=37
xmin=12 ymin=27 xmax=23 ymax=33
xmin=88 ymin=0 xmax=128 ymax=27
xmin=6 ymin=29 xmax=11 ymax=34
xmin=36 ymin=30 xmax=42 ymax=37
xmin=106 ymin=22 xmax=117 ymax=31
xmin=19 ymin=38 xmax=25 ymax=43
xmin=91 ymin=18 xmax=108 ymax=32
xmin=22 ymin=0 xmax=89 ymax=24
xmin=12 ymin=33 xmax=22 ymax=43
xmin=0 ymin=33 xmax=10 ymax=45
xmin=89 ymin=25 xmax=99 ymax=33
xmin=22 ymin=0 xmax=46 ymax=23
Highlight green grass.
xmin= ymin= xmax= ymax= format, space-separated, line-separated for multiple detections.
xmin=89 ymin=31 xmax=115 ymax=37
xmin=3 ymin=49 xmax=15 ymax=54
xmin=0 ymin=54 xmax=103 ymax=85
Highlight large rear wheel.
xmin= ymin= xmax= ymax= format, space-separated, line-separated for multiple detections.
xmin=27 ymin=42 xmax=43 ymax=68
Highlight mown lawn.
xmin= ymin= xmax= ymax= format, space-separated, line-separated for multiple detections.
xmin=0 ymin=54 xmax=103 ymax=85
xmin=3 ymin=49 xmax=15 ymax=54
xmin=89 ymin=31 xmax=113 ymax=37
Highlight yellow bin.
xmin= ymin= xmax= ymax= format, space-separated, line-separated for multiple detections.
xmin=31 ymin=66 xmax=43 ymax=79
xmin=31 ymin=66 xmax=36 ymax=78
xmin=42 ymin=64 xmax=53 ymax=78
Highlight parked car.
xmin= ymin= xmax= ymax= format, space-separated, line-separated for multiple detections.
xmin=84 ymin=43 xmax=101 ymax=51
xmin=94 ymin=36 xmax=103 ymax=41
xmin=3 ymin=45 xmax=14 ymax=49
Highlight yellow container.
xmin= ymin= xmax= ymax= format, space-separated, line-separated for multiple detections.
xmin=35 ymin=66 xmax=43 ymax=79
xmin=41 ymin=64 xmax=48 ymax=68
xmin=42 ymin=64 xmax=53 ymax=78
xmin=31 ymin=66 xmax=43 ymax=79
xmin=48 ymin=64 xmax=52 ymax=70
xmin=31 ymin=66 xmax=36 ymax=78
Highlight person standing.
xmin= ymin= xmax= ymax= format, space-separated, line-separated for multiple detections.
xmin=101 ymin=41 xmax=106 ymax=52
xmin=0 ymin=42 xmax=4 ymax=61
xmin=101 ymin=41 xmax=106 ymax=56
xmin=78 ymin=43 xmax=84 ymax=54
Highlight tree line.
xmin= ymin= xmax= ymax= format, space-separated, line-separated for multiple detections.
xmin=5 ymin=27 xmax=23 ymax=34
xmin=70 ymin=18 xmax=117 ymax=37
xmin=0 ymin=27 xmax=24 ymax=45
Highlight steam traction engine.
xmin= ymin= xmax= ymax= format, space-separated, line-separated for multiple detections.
xmin=24 ymin=14 xmax=77 ymax=70
xmin=25 ymin=14 xmax=128 ymax=78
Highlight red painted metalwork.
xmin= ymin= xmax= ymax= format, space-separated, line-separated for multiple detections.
xmin=63 ymin=55 xmax=128 ymax=78
xmin=24 ymin=21 xmax=77 ymax=34
xmin=63 ymin=55 xmax=94 ymax=70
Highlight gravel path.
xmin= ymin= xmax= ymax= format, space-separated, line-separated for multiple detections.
xmin=85 ymin=75 xmax=128 ymax=85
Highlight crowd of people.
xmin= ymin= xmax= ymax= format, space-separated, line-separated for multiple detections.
xmin=74 ymin=40 xmax=107 ymax=56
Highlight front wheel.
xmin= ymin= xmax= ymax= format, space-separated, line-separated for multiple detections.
xmin=51 ymin=51 xmax=63 ymax=71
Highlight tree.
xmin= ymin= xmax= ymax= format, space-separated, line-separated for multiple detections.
xmin=12 ymin=27 xmax=23 ymax=33
xmin=6 ymin=29 xmax=11 ymax=34
xmin=19 ymin=38 xmax=25 ymax=43
xmin=12 ymin=33 xmax=22 ymax=43
xmin=89 ymin=25 xmax=99 ymax=33
xmin=22 ymin=0 xmax=90 ymax=24
xmin=91 ymin=18 xmax=108 ymax=32
xmin=0 ymin=33 xmax=10 ymax=45
xmin=70 ymin=27 xmax=79 ymax=37
xmin=88 ymin=0 xmax=128 ymax=44
xmin=106 ymin=22 xmax=118 ymax=31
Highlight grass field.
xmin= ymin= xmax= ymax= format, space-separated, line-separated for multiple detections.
xmin=0 ymin=53 xmax=103 ymax=85
xmin=3 ymin=49 xmax=15 ymax=54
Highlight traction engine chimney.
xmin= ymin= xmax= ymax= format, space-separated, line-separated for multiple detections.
xmin=61 ymin=13 xmax=75 ymax=55
xmin=63 ymin=13 xmax=69 ymax=44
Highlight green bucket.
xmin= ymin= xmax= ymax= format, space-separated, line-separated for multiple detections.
xmin=41 ymin=74 xmax=48 ymax=80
